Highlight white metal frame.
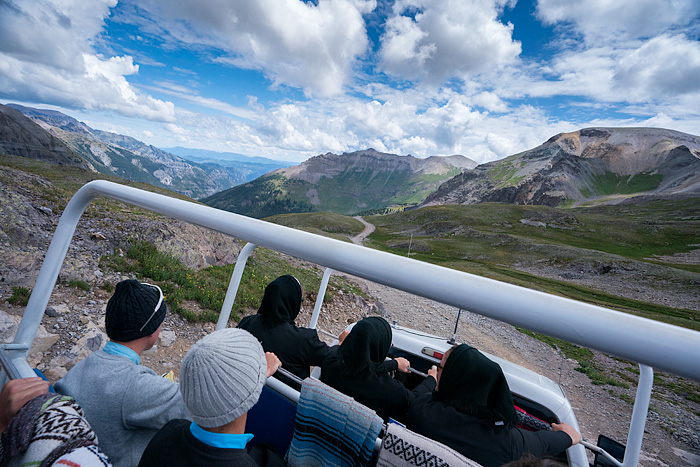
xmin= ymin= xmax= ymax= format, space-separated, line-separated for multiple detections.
xmin=3 ymin=180 xmax=699 ymax=466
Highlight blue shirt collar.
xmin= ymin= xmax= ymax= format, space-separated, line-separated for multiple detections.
xmin=189 ymin=422 xmax=253 ymax=449
xmin=102 ymin=341 xmax=140 ymax=365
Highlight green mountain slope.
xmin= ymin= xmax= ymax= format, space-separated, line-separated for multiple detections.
xmin=265 ymin=199 xmax=700 ymax=331
xmin=203 ymin=149 xmax=476 ymax=217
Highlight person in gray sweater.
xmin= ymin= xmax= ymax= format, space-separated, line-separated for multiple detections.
xmin=55 ymin=280 xmax=191 ymax=467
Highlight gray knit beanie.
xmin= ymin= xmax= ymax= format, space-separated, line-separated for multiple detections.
xmin=180 ymin=328 xmax=267 ymax=428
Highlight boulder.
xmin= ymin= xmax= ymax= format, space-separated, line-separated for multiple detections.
xmin=68 ymin=322 xmax=107 ymax=362
xmin=158 ymin=330 xmax=176 ymax=347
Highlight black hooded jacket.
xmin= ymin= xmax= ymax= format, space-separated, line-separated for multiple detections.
xmin=320 ymin=316 xmax=436 ymax=422
xmin=406 ymin=344 xmax=572 ymax=467
xmin=238 ymin=275 xmax=332 ymax=379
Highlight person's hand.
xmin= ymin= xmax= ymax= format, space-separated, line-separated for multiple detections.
xmin=552 ymin=422 xmax=582 ymax=446
xmin=395 ymin=357 xmax=410 ymax=373
xmin=265 ymin=352 xmax=282 ymax=378
xmin=338 ymin=330 xmax=349 ymax=345
xmin=0 ymin=377 xmax=50 ymax=433
xmin=427 ymin=365 xmax=438 ymax=380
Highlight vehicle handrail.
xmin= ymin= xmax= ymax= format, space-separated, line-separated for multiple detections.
xmin=5 ymin=180 xmax=700 ymax=379
xmin=0 ymin=348 xmax=21 ymax=380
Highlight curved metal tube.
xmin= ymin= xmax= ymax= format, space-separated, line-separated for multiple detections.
xmin=9 ymin=180 xmax=700 ymax=383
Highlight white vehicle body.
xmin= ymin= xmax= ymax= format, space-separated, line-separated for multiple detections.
xmin=388 ymin=324 xmax=586 ymax=466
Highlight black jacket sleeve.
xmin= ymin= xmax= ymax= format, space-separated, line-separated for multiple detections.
xmin=412 ymin=375 xmax=437 ymax=397
xmin=513 ymin=428 xmax=573 ymax=459
xmin=304 ymin=330 xmax=334 ymax=367
xmin=378 ymin=359 xmax=399 ymax=373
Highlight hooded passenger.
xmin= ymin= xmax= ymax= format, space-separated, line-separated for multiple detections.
xmin=320 ymin=316 xmax=437 ymax=422
xmin=406 ymin=344 xmax=581 ymax=467
xmin=237 ymin=275 xmax=332 ymax=379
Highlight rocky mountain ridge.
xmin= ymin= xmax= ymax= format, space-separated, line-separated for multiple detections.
xmin=4 ymin=103 xmax=287 ymax=199
xmin=0 ymin=105 xmax=92 ymax=171
xmin=422 ymin=127 xmax=700 ymax=208
xmin=277 ymin=148 xmax=476 ymax=183
xmin=204 ymin=148 xmax=477 ymax=217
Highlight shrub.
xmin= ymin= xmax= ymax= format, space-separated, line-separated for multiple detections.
xmin=8 ymin=286 xmax=31 ymax=306
xmin=68 ymin=280 xmax=90 ymax=292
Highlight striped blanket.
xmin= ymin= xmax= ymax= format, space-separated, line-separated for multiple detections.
xmin=286 ymin=378 xmax=383 ymax=467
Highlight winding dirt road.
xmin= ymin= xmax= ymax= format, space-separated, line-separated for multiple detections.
xmin=350 ymin=216 xmax=375 ymax=245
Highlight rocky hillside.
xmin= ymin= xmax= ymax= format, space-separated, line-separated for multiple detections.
xmin=203 ymin=148 xmax=477 ymax=217
xmin=422 ymin=127 xmax=700 ymax=208
xmin=0 ymin=104 xmax=92 ymax=171
xmin=5 ymin=104 xmax=285 ymax=199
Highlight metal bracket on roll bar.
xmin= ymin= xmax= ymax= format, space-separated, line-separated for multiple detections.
xmin=0 ymin=347 xmax=22 ymax=380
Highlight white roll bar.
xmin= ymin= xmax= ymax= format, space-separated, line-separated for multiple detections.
xmin=10 ymin=180 xmax=698 ymax=380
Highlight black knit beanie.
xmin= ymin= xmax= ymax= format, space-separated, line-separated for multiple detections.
xmin=105 ymin=279 xmax=167 ymax=342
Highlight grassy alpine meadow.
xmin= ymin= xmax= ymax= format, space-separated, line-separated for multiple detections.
xmin=265 ymin=211 xmax=365 ymax=240
xmin=349 ymin=200 xmax=700 ymax=331
xmin=99 ymin=240 xmax=366 ymax=323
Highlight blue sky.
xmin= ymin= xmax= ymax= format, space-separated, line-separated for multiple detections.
xmin=1 ymin=0 xmax=699 ymax=163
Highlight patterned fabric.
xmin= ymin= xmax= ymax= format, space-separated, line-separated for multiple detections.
xmin=286 ymin=378 xmax=382 ymax=467
xmin=514 ymin=406 xmax=551 ymax=432
xmin=377 ymin=424 xmax=482 ymax=467
xmin=51 ymin=445 xmax=111 ymax=467
xmin=0 ymin=393 xmax=111 ymax=467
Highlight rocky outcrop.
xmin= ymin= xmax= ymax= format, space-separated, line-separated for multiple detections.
xmin=0 ymin=164 xmax=241 ymax=288
xmin=422 ymin=127 xmax=700 ymax=207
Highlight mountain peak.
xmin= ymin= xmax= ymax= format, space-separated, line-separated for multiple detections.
xmin=422 ymin=126 xmax=700 ymax=208
xmin=205 ymin=149 xmax=477 ymax=217
xmin=0 ymin=104 xmax=93 ymax=170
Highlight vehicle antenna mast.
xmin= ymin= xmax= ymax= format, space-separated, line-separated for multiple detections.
xmin=448 ymin=308 xmax=462 ymax=344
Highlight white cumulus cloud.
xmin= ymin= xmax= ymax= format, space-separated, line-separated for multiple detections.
xmin=0 ymin=0 xmax=175 ymax=121
xmin=536 ymin=0 xmax=698 ymax=43
xmin=379 ymin=0 xmax=521 ymax=82
xmin=133 ymin=0 xmax=372 ymax=97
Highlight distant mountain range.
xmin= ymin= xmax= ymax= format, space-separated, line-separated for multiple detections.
xmin=3 ymin=102 xmax=698 ymax=216
xmin=161 ymin=146 xmax=294 ymax=182
xmin=202 ymin=149 xmax=477 ymax=217
xmin=2 ymin=103 xmax=288 ymax=199
xmin=422 ymin=127 xmax=700 ymax=208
